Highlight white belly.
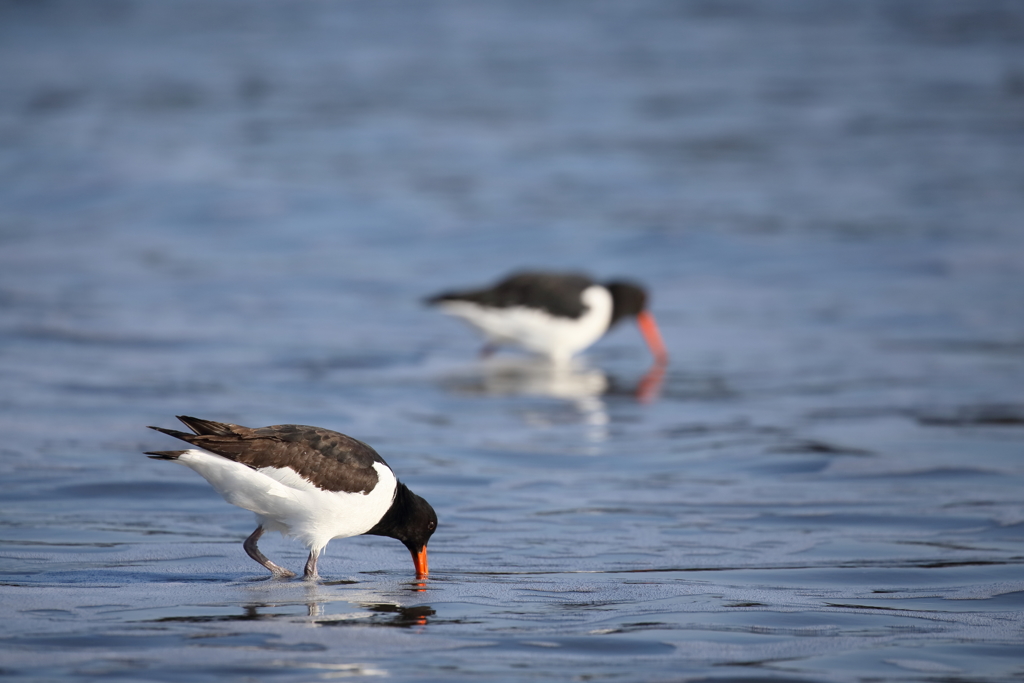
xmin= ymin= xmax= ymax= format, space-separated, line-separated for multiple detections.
xmin=171 ymin=449 xmax=397 ymax=553
xmin=439 ymin=285 xmax=613 ymax=363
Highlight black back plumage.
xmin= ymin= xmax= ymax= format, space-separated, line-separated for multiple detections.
xmin=147 ymin=416 xmax=385 ymax=494
xmin=427 ymin=271 xmax=595 ymax=320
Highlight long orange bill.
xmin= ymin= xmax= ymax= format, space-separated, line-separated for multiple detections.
xmin=636 ymin=310 xmax=669 ymax=365
xmin=412 ymin=546 xmax=429 ymax=578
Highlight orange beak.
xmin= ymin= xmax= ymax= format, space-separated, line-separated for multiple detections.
xmin=636 ymin=310 xmax=669 ymax=365
xmin=411 ymin=545 xmax=429 ymax=578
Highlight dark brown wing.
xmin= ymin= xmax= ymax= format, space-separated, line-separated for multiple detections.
xmin=148 ymin=416 xmax=386 ymax=494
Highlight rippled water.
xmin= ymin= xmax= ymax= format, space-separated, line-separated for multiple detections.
xmin=2 ymin=1 xmax=1023 ymax=681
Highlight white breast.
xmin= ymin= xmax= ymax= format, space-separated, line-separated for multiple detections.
xmin=439 ymin=285 xmax=613 ymax=363
xmin=171 ymin=449 xmax=398 ymax=554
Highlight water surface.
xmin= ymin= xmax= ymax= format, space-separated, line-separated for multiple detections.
xmin=1 ymin=1 xmax=1023 ymax=681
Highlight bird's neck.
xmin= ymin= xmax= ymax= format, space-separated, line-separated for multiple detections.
xmin=364 ymin=482 xmax=412 ymax=539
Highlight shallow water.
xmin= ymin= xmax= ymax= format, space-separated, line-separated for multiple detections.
xmin=2 ymin=1 xmax=1024 ymax=681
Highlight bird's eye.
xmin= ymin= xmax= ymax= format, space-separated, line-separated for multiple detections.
xmin=428 ymin=521 xmax=436 ymax=531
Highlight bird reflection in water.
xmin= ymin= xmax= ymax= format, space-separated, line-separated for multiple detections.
xmin=443 ymin=356 xmax=667 ymax=442
xmin=302 ymin=581 xmax=434 ymax=627
xmin=634 ymin=361 xmax=667 ymax=404
xmin=444 ymin=356 xmax=609 ymax=443
xmin=310 ymin=602 xmax=435 ymax=628
xmin=475 ymin=357 xmax=608 ymax=398
xmin=235 ymin=595 xmax=435 ymax=628
xmin=358 ymin=602 xmax=435 ymax=627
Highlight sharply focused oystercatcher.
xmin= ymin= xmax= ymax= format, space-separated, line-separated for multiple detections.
xmin=145 ymin=416 xmax=436 ymax=580
xmin=426 ymin=271 xmax=669 ymax=365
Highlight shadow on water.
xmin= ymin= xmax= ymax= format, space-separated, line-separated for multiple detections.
xmin=150 ymin=603 xmax=290 ymax=623
xmin=914 ymin=404 xmax=1024 ymax=427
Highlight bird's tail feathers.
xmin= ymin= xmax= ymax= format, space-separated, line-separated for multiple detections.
xmin=424 ymin=292 xmax=455 ymax=306
xmin=147 ymin=425 xmax=194 ymax=440
xmin=176 ymin=415 xmax=238 ymax=436
xmin=145 ymin=450 xmax=189 ymax=460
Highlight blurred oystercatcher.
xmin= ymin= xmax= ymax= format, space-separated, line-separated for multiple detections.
xmin=426 ymin=271 xmax=669 ymax=365
xmin=145 ymin=416 xmax=436 ymax=580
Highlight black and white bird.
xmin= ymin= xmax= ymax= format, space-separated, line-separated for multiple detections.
xmin=426 ymin=271 xmax=669 ymax=365
xmin=145 ymin=416 xmax=436 ymax=580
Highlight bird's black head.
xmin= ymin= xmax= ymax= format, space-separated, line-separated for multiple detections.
xmin=605 ymin=280 xmax=648 ymax=327
xmin=366 ymin=483 xmax=437 ymax=577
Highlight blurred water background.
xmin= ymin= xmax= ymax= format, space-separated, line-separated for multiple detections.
xmin=1 ymin=1 xmax=1023 ymax=681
